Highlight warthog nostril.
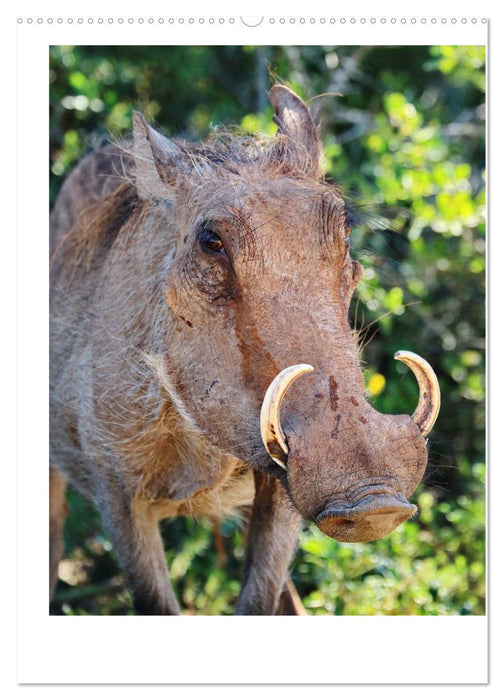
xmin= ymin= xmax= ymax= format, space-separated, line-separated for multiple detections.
xmin=315 ymin=493 xmax=416 ymax=543
xmin=326 ymin=516 xmax=355 ymax=528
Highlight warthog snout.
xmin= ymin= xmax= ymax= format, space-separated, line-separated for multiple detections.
xmin=315 ymin=492 xmax=417 ymax=543
xmin=259 ymin=354 xmax=440 ymax=543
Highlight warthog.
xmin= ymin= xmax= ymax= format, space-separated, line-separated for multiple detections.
xmin=50 ymin=84 xmax=440 ymax=615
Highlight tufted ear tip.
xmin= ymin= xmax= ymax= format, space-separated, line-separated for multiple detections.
xmin=132 ymin=111 xmax=149 ymax=134
xmin=268 ymin=84 xmax=321 ymax=177
xmin=132 ymin=110 xmax=145 ymax=123
xmin=269 ymin=84 xmax=302 ymax=108
xmin=132 ymin=112 xmax=182 ymax=200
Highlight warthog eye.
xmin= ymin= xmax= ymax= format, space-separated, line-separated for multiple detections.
xmin=198 ymin=224 xmax=225 ymax=255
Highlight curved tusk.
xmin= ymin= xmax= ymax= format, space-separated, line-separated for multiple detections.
xmin=394 ymin=350 xmax=441 ymax=436
xmin=260 ymin=364 xmax=314 ymax=469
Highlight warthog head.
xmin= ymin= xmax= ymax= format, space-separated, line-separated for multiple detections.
xmin=133 ymin=85 xmax=440 ymax=543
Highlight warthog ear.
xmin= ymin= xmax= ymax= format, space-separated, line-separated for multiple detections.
xmin=132 ymin=111 xmax=182 ymax=201
xmin=269 ymin=85 xmax=321 ymax=178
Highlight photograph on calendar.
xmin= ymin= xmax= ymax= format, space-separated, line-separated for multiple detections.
xmin=48 ymin=44 xmax=485 ymax=617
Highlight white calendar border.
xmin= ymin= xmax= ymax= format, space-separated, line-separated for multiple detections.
xmin=9 ymin=3 xmax=493 ymax=689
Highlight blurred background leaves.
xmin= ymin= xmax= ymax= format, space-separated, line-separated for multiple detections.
xmin=49 ymin=44 xmax=485 ymax=615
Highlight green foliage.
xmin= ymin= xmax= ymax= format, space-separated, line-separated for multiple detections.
xmin=50 ymin=45 xmax=485 ymax=616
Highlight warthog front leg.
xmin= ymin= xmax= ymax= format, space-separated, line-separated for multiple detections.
xmin=98 ymin=485 xmax=180 ymax=615
xmin=235 ymin=471 xmax=302 ymax=615
xmin=276 ymin=579 xmax=307 ymax=615
xmin=49 ymin=465 xmax=68 ymax=600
